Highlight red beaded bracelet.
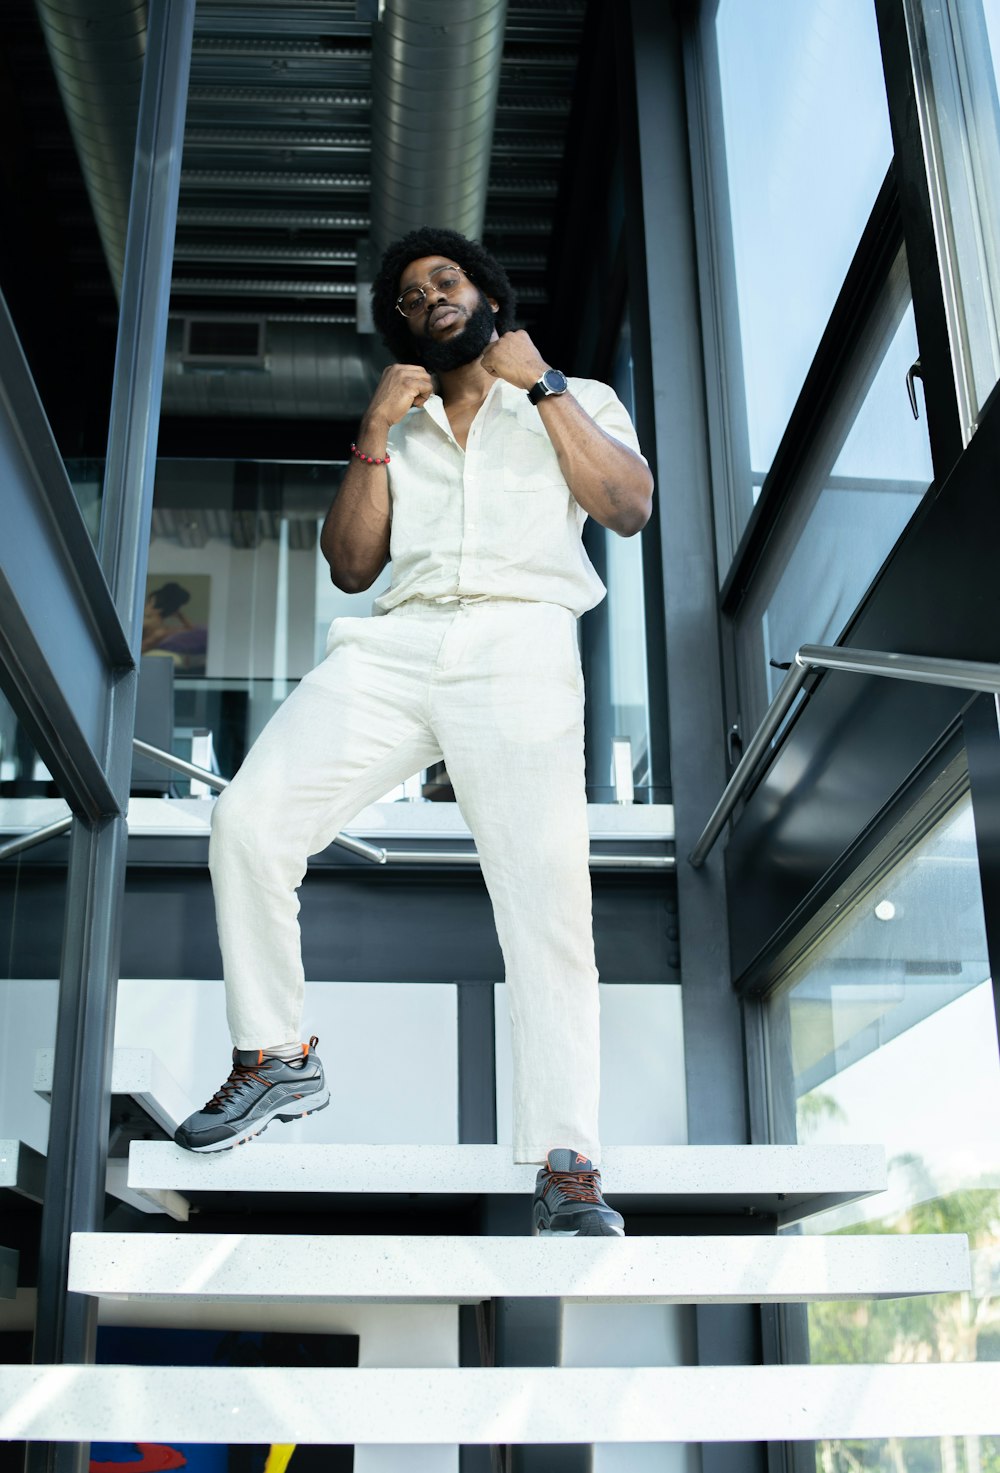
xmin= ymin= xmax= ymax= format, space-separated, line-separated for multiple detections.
xmin=350 ymin=442 xmax=390 ymax=466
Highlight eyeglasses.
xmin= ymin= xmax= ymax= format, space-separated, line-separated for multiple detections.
xmin=395 ymin=264 xmax=471 ymax=318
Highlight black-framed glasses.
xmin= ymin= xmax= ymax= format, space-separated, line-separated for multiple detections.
xmin=395 ymin=264 xmax=470 ymax=318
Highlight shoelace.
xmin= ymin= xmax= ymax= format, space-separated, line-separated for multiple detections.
xmin=203 ymin=1059 xmax=269 ymax=1111
xmin=543 ymin=1169 xmax=603 ymax=1204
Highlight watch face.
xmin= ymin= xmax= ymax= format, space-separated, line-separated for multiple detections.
xmin=542 ymin=369 xmax=568 ymax=394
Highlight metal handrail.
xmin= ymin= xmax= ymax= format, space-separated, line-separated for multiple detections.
xmin=131 ymin=738 xmax=386 ymax=863
xmin=689 ymin=643 xmax=1000 ymax=869
xmin=1 ymin=738 xmax=674 ymax=872
xmin=0 ymin=815 xmax=73 ymax=863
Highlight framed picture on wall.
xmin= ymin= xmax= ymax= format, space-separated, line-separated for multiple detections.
xmin=143 ymin=574 xmax=211 ymax=675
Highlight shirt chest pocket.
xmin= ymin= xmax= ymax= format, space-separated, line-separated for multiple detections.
xmin=500 ymin=420 xmax=566 ymax=492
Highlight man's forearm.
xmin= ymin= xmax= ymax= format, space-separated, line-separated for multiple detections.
xmin=320 ymin=415 xmax=393 ymax=592
xmin=535 ymin=393 xmax=654 ymax=537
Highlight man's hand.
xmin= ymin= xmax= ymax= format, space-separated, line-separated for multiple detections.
xmin=365 ymin=363 xmax=435 ymax=430
xmin=480 ymin=330 xmax=550 ymax=392
xmin=321 ymin=366 xmax=430 ymax=594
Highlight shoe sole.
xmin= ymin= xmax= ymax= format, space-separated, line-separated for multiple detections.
xmin=534 ymin=1224 xmax=626 ymax=1237
xmin=532 ymin=1208 xmax=625 ymax=1238
xmin=179 ymin=1085 xmax=331 ymax=1154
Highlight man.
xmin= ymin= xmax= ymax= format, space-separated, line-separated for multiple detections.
xmin=175 ymin=227 xmax=653 ymax=1237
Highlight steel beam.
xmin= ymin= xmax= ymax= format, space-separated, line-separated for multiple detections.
xmin=0 ymin=294 xmax=130 ymax=821
xmin=29 ymin=8 xmax=194 ymax=1473
xmin=618 ymin=11 xmax=761 ymax=1473
xmin=31 ymin=816 xmax=127 ymax=1372
xmin=99 ymin=1 xmax=195 ymax=662
xmin=617 ymin=0 xmax=747 ymax=1144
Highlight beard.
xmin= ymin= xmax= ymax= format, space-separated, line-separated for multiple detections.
xmin=409 ymin=295 xmax=497 ymax=373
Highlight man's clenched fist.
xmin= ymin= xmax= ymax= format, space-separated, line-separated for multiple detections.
xmin=366 ymin=363 xmax=435 ymax=429
xmin=480 ymin=330 xmax=550 ymax=392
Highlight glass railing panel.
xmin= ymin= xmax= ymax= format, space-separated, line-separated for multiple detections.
xmin=134 ymin=456 xmax=663 ymax=807
xmin=0 ymin=687 xmax=69 ymax=1385
xmin=64 ymin=458 xmax=104 ymax=549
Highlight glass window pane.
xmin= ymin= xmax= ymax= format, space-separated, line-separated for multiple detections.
xmin=735 ymin=250 xmax=934 ymax=731
xmin=764 ymin=794 xmax=1000 ymax=1473
xmin=606 ymin=311 xmax=654 ymax=799
xmin=715 ymin=0 xmax=894 ymax=499
xmin=906 ymin=0 xmax=1000 ymax=431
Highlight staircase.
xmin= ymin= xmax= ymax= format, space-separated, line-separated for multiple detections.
xmin=3 ymin=1048 xmax=999 ymax=1467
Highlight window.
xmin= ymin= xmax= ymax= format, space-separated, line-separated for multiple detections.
xmin=714 ymin=0 xmax=894 ymax=519
xmin=735 ymin=253 xmax=934 ymax=728
xmin=904 ymin=0 xmax=1000 ymax=434
xmin=765 ymin=794 xmax=1000 ymax=1471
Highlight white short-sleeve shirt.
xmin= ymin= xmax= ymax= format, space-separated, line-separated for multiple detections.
xmin=374 ymin=375 xmax=646 ymax=618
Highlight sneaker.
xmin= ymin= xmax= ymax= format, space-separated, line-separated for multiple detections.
xmin=531 ymin=1148 xmax=625 ymax=1237
xmin=174 ymin=1036 xmax=329 ymax=1153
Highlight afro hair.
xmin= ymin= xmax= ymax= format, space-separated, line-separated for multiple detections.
xmin=370 ymin=226 xmax=517 ymax=362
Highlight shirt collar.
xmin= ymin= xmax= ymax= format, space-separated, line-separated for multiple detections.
xmin=420 ymin=377 xmax=509 ymax=444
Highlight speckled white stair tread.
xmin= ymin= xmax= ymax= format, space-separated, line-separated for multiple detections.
xmin=118 ymin=798 xmax=675 ymax=842
xmin=128 ymin=1142 xmax=887 ymax=1220
xmin=1 ymin=798 xmax=673 ymax=842
xmin=1 ymin=1133 xmax=185 ymax=1221
xmin=3 ymin=1364 xmax=999 ymax=1443
xmin=69 ymin=1230 xmax=969 ymax=1305
xmin=34 ymin=1047 xmax=195 ymax=1134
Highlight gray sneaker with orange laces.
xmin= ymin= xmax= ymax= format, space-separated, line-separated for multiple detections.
xmin=174 ymin=1036 xmax=329 ymax=1153
xmin=531 ymin=1148 xmax=625 ymax=1236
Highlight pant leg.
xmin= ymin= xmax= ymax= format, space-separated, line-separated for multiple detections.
xmin=210 ymin=614 xmax=443 ymax=1048
xmin=431 ymin=601 xmax=600 ymax=1165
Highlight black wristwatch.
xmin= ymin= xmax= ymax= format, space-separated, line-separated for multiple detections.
xmin=527 ymin=368 xmax=569 ymax=405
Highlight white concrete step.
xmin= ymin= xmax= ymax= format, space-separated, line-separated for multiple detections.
xmin=0 ymin=1133 xmax=186 ymax=1223
xmin=34 ymin=1046 xmax=195 ymax=1136
xmin=127 ymin=1142 xmax=887 ymax=1224
xmin=31 ymin=1051 xmax=191 ymax=1221
xmin=1 ymin=1364 xmax=998 ymax=1443
xmin=69 ymin=1230 xmax=969 ymax=1306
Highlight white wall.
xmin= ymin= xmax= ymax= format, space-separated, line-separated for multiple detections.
xmin=146 ymin=534 xmax=317 ymax=680
xmin=495 ymin=982 xmax=688 ymax=1150
xmin=114 ymin=978 xmax=459 ymax=1147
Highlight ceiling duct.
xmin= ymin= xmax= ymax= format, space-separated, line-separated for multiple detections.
xmin=369 ymin=0 xmax=508 ymax=256
xmin=36 ymin=0 xmax=510 ymax=418
xmin=164 ymin=317 xmax=379 ymax=420
xmin=34 ymin=0 xmax=147 ymax=297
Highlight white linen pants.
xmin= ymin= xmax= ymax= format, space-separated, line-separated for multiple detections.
xmin=208 ymin=597 xmax=601 ymax=1164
